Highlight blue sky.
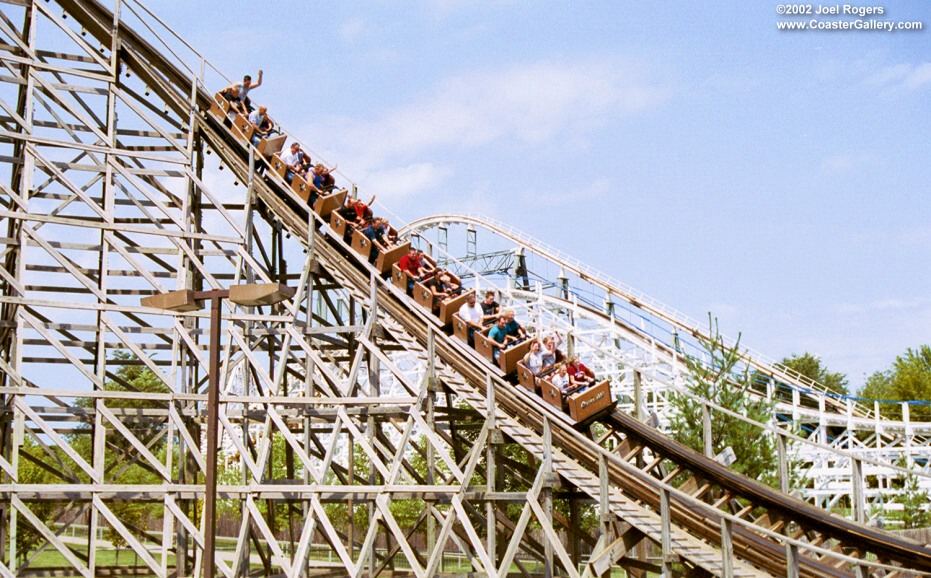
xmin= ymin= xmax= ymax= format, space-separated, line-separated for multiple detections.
xmin=148 ymin=0 xmax=930 ymax=389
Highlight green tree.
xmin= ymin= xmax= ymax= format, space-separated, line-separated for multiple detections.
xmin=860 ymin=370 xmax=894 ymax=405
xmin=669 ymin=318 xmax=778 ymax=484
xmin=779 ymin=352 xmax=848 ymax=395
xmin=15 ymin=438 xmax=67 ymax=565
xmin=14 ymin=352 xmax=169 ymax=563
xmin=895 ymin=458 xmax=930 ymax=529
xmin=859 ymin=345 xmax=931 ymax=421
xmin=75 ymin=352 xmax=168 ymax=562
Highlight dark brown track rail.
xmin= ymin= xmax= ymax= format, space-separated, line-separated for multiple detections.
xmin=57 ymin=0 xmax=931 ymax=574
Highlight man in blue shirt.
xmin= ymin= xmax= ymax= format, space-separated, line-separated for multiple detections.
xmin=488 ymin=316 xmax=516 ymax=362
xmin=362 ymin=218 xmax=391 ymax=263
xmin=363 ymin=218 xmax=388 ymax=244
xmin=311 ymin=164 xmax=336 ymax=192
xmin=502 ymin=309 xmax=526 ymax=340
xmin=308 ymin=164 xmax=335 ymax=207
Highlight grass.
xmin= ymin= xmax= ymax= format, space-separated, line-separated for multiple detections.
xmin=27 ymin=548 xmax=175 ymax=568
xmin=21 ymin=543 xmax=634 ymax=576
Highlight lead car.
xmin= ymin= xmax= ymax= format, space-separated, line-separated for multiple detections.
xmin=516 ymin=361 xmax=616 ymax=424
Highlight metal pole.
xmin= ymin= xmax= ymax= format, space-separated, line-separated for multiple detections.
xmin=543 ymin=417 xmax=554 ymax=578
xmin=203 ymin=295 xmax=222 ymax=578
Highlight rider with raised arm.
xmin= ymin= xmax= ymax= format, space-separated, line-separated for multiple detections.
xmin=226 ymin=70 xmax=263 ymax=112
xmin=522 ymin=339 xmax=546 ymax=375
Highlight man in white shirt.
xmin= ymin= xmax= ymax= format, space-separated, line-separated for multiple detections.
xmin=457 ymin=291 xmax=484 ymax=346
xmin=280 ymin=142 xmax=307 ymax=183
xmin=247 ymin=106 xmax=272 ymax=145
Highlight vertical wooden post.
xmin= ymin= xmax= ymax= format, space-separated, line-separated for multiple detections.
xmin=425 ymin=328 xmax=437 ymax=563
xmin=486 ymin=374 xmax=497 ymax=567
xmin=367 ymin=334 xmax=380 ymax=577
xmin=569 ymin=498 xmax=580 ymax=568
xmin=851 ymin=457 xmax=865 ymax=524
xmin=720 ymin=517 xmax=734 ymax=578
xmin=203 ymin=296 xmax=223 ymax=578
xmin=633 ymin=369 xmax=645 ymax=421
xmin=786 ymin=542 xmax=799 ymax=578
xmin=777 ymin=433 xmax=789 ymax=494
xmin=660 ymin=487 xmax=672 ymax=577
xmin=543 ymin=417 xmax=554 ymax=578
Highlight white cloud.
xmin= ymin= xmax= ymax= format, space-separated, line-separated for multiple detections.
xmin=903 ymin=62 xmax=931 ymax=90
xmin=525 ymin=177 xmax=613 ymax=206
xmin=831 ymin=298 xmax=931 ymax=316
xmin=318 ymin=59 xmax=669 ymax=169
xmin=819 ymin=152 xmax=878 ymax=175
xmin=339 ymin=18 xmax=367 ymax=44
xmin=866 ymin=61 xmax=931 ymax=92
xmin=361 ymin=162 xmax=452 ymax=202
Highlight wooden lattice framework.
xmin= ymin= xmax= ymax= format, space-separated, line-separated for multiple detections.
xmin=0 ymin=1 xmax=928 ymax=578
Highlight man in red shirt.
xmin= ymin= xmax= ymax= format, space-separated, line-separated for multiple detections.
xmin=397 ymin=247 xmax=424 ymax=292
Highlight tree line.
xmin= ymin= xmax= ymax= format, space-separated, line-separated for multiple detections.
xmin=669 ymin=320 xmax=931 ymax=529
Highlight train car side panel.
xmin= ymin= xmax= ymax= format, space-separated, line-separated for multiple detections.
xmin=437 ymin=290 xmax=473 ymax=326
xmin=257 ymin=134 xmax=287 ymax=157
xmin=375 ymin=241 xmax=410 ymax=275
xmin=539 ymin=378 xmax=564 ymax=411
xmin=314 ymin=189 xmax=347 ymax=219
xmin=452 ymin=313 xmax=470 ymax=344
xmin=291 ymin=174 xmax=311 ymax=203
xmin=474 ymin=328 xmax=496 ymax=363
xmin=498 ymin=339 xmax=533 ymax=374
xmin=413 ymin=281 xmax=437 ymax=313
xmin=270 ymin=155 xmax=288 ymax=179
xmin=232 ymin=114 xmax=254 ymax=142
xmin=516 ymin=361 xmax=537 ymax=392
xmin=567 ymin=380 xmax=615 ymax=422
